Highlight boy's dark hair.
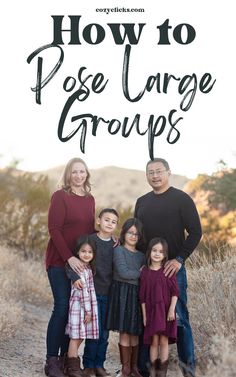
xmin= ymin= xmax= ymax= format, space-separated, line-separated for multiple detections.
xmin=120 ymin=218 xmax=144 ymax=247
xmin=146 ymin=237 xmax=169 ymax=267
xmin=98 ymin=208 xmax=119 ymax=219
xmin=73 ymin=234 xmax=96 ymax=274
xmin=146 ymin=158 xmax=170 ymax=171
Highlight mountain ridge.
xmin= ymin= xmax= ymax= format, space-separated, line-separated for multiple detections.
xmin=41 ymin=165 xmax=189 ymax=209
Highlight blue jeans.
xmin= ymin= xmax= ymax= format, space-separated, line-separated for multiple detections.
xmin=83 ymin=295 xmax=109 ymax=368
xmin=46 ymin=266 xmax=71 ymax=358
xmin=176 ymin=265 xmax=195 ymax=376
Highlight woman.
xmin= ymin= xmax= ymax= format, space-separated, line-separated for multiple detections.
xmin=45 ymin=157 xmax=95 ymax=377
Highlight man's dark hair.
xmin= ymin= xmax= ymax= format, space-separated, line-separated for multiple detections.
xmin=146 ymin=158 xmax=170 ymax=171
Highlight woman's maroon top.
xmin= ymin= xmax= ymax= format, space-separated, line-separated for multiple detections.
xmin=45 ymin=189 xmax=95 ymax=270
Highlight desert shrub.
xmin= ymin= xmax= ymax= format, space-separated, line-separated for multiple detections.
xmin=186 ymin=167 xmax=236 ymax=250
xmin=0 ymin=169 xmax=50 ymax=258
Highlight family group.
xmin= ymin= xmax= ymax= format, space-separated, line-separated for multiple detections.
xmin=44 ymin=157 xmax=202 ymax=377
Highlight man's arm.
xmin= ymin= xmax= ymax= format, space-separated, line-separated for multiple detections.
xmin=179 ymin=193 xmax=202 ymax=259
xmin=172 ymin=192 xmax=202 ymax=263
xmin=165 ymin=193 xmax=202 ymax=277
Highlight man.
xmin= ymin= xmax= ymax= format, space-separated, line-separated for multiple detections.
xmin=134 ymin=158 xmax=202 ymax=377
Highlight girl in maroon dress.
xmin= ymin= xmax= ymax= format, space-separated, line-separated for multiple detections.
xmin=139 ymin=237 xmax=179 ymax=377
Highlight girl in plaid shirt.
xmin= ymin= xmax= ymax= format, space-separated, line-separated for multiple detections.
xmin=65 ymin=235 xmax=99 ymax=377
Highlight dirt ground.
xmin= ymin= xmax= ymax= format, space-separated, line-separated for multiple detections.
xmin=0 ymin=303 xmax=181 ymax=377
xmin=0 ymin=303 xmax=117 ymax=377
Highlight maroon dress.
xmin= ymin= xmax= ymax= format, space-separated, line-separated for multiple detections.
xmin=139 ymin=266 xmax=179 ymax=344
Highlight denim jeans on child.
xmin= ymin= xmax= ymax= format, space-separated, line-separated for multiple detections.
xmin=83 ymin=295 xmax=109 ymax=368
xmin=46 ymin=266 xmax=71 ymax=358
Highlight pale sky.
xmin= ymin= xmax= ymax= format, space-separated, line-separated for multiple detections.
xmin=1 ymin=1 xmax=235 ymax=178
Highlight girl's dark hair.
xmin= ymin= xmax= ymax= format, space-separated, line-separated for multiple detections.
xmin=119 ymin=218 xmax=144 ymax=247
xmin=146 ymin=237 xmax=169 ymax=267
xmin=73 ymin=234 xmax=96 ymax=274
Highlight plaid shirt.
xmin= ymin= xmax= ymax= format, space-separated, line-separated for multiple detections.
xmin=66 ymin=265 xmax=99 ymax=339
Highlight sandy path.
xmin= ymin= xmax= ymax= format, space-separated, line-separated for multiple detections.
xmin=0 ymin=303 xmax=119 ymax=377
xmin=0 ymin=303 xmax=180 ymax=377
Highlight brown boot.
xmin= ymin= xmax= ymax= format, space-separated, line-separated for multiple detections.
xmin=83 ymin=368 xmax=96 ymax=377
xmin=130 ymin=345 xmax=142 ymax=377
xmin=119 ymin=344 xmax=132 ymax=377
xmin=149 ymin=359 xmax=160 ymax=377
xmin=65 ymin=357 xmax=83 ymax=377
xmin=156 ymin=360 xmax=168 ymax=377
xmin=95 ymin=368 xmax=111 ymax=376
xmin=45 ymin=357 xmax=65 ymax=377
xmin=59 ymin=353 xmax=67 ymax=374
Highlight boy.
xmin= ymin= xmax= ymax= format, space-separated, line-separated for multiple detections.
xmin=66 ymin=208 xmax=119 ymax=377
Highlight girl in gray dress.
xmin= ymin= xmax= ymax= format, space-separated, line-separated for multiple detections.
xmin=107 ymin=218 xmax=145 ymax=377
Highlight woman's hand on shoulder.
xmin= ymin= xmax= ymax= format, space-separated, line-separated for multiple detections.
xmin=68 ymin=256 xmax=84 ymax=274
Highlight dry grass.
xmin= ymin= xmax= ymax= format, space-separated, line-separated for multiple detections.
xmin=0 ymin=244 xmax=235 ymax=376
xmin=0 ymin=244 xmax=51 ymax=339
xmin=187 ymin=246 xmax=236 ymax=375
xmin=202 ymin=335 xmax=236 ymax=377
xmin=0 ymin=297 xmax=22 ymax=338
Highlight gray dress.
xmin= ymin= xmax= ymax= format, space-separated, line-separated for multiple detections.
xmin=106 ymin=246 xmax=145 ymax=335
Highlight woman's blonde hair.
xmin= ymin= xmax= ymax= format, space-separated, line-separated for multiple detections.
xmin=58 ymin=157 xmax=91 ymax=195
